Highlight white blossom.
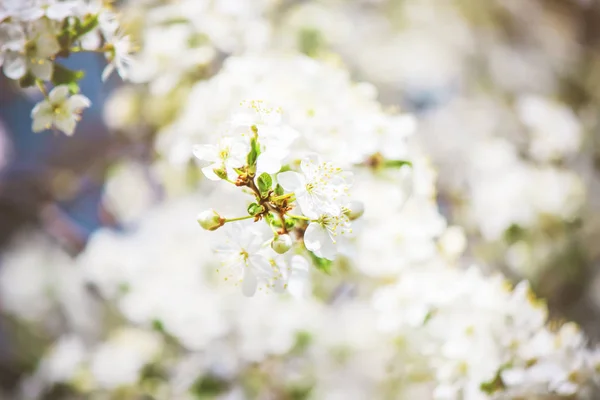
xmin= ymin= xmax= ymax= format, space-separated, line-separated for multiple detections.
xmin=278 ymin=155 xmax=352 ymax=218
xmin=31 ymin=85 xmax=91 ymax=135
xmin=304 ymin=212 xmax=352 ymax=260
xmin=16 ymin=0 xmax=79 ymax=21
xmin=102 ymin=30 xmax=134 ymax=81
xmin=213 ymin=222 xmax=277 ymax=296
xmin=193 ymin=136 xmax=248 ymax=181
xmin=89 ymin=329 xmax=162 ymax=389
xmin=2 ymin=19 xmax=59 ymax=80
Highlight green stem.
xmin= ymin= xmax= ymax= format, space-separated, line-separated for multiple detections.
xmin=35 ymin=80 xmax=48 ymax=98
xmin=224 ymin=215 xmax=254 ymax=223
xmin=271 ymin=193 xmax=294 ymax=202
xmin=70 ymin=46 xmax=110 ymax=54
xmin=287 ymin=214 xmax=312 ymax=221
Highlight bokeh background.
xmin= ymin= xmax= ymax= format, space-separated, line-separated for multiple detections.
xmin=2 ymin=0 xmax=600 ymax=398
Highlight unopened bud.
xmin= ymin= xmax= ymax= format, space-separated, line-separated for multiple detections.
xmin=344 ymin=201 xmax=365 ymax=220
xmin=271 ymin=234 xmax=293 ymax=254
xmin=197 ymin=209 xmax=224 ymax=231
xmin=213 ymin=167 xmax=228 ymax=180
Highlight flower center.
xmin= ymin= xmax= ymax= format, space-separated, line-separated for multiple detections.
xmin=52 ymin=104 xmax=66 ymax=117
xmin=219 ymin=147 xmax=230 ymax=160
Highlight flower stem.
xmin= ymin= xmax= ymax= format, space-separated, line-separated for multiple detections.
xmin=70 ymin=46 xmax=110 ymax=54
xmin=287 ymin=214 xmax=312 ymax=221
xmin=35 ymin=80 xmax=48 ymax=98
xmin=224 ymin=215 xmax=254 ymax=223
xmin=271 ymin=193 xmax=294 ymax=202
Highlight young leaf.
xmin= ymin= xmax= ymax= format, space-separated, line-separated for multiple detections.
xmin=257 ymin=172 xmax=272 ymax=194
xmin=274 ymin=183 xmax=284 ymax=196
xmin=247 ymin=203 xmax=262 ymax=216
xmin=247 ymin=137 xmax=260 ymax=167
xmin=383 ymin=159 xmax=412 ymax=169
xmin=73 ymin=14 xmax=99 ymax=40
xmin=309 ymin=251 xmax=333 ymax=274
xmin=19 ymin=73 xmax=35 ymax=88
xmin=52 ymin=64 xmax=85 ymax=86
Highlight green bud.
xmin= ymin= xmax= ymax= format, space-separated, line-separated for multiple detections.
xmin=383 ymin=159 xmax=412 ymax=169
xmin=274 ymin=183 xmax=284 ymax=196
xmin=247 ymin=136 xmax=260 ymax=166
xmin=271 ymin=234 xmax=293 ymax=254
xmin=247 ymin=203 xmax=263 ymax=216
xmin=197 ymin=209 xmax=224 ymax=231
xmin=213 ymin=167 xmax=228 ymax=180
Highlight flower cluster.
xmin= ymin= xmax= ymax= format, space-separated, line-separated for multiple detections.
xmin=0 ymin=0 xmax=133 ymax=135
xmin=194 ymin=101 xmax=360 ymax=296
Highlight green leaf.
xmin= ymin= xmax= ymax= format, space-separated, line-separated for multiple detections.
xmin=479 ymin=362 xmax=512 ymax=395
xmin=66 ymin=82 xmax=80 ymax=94
xmin=285 ymin=217 xmax=296 ymax=230
xmin=286 ymin=385 xmax=313 ymax=400
xmin=274 ymin=183 xmax=284 ymax=196
xmin=73 ymin=14 xmax=99 ymax=39
xmin=423 ymin=309 xmax=436 ymax=325
xmin=151 ymin=319 xmax=165 ymax=333
xmin=52 ymin=63 xmax=85 ymax=86
xmin=247 ymin=203 xmax=261 ymax=216
xmin=298 ymin=28 xmax=324 ymax=58
xmin=247 ymin=136 xmax=260 ymax=167
xmin=479 ymin=371 xmax=505 ymax=395
xmin=257 ymin=172 xmax=272 ymax=194
xmin=56 ymin=28 xmax=72 ymax=56
xmin=190 ymin=375 xmax=228 ymax=399
xmin=118 ymin=282 xmax=130 ymax=294
xmin=309 ymin=251 xmax=333 ymax=274
xmin=19 ymin=73 xmax=35 ymax=88
xmin=383 ymin=159 xmax=412 ymax=169
xmin=291 ymin=331 xmax=313 ymax=354
xmin=271 ymin=216 xmax=282 ymax=228
xmin=504 ymin=224 xmax=525 ymax=244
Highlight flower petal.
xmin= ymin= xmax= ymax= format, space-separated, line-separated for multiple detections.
xmin=101 ymin=63 xmax=115 ymax=82
xmin=49 ymin=85 xmax=70 ymax=104
xmin=193 ymin=144 xmax=218 ymax=163
xmin=242 ymin=269 xmax=258 ymax=297
xmin=248 ymin=255 xmax=273 ymax=277
xmin=256 ymin=153 xmax=281 ymax=174
xmin=2 ymin=52 xmax=26 ymax=80
xmin=201 ymin=164 xmax=222 ymax=181
xmin=276 ymin=171 xmax=303 ymax=192
xmin=0 ymin=23 xmax=25 ymax=51
xmin=35 ymin=34 xmax=60 ymax=58
xmin=303 ymin=223 xmax=324 ymax=253
xmin=304 ymin=222 xmax=336 ymax=260
xmin=287 ymin=255 xmax=311 ymax=298
xmin=46 ymin=3 xmax=77 ymax=21
xmin=54 ymin=116 xmax=77 ymax=136
xmin=30 ymin=59 xmax=53 ymax=81
xmin=67 ymin=94 xmax=91 ymax=112
xmin=31 ymin=112 xmax=53 ymax=133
